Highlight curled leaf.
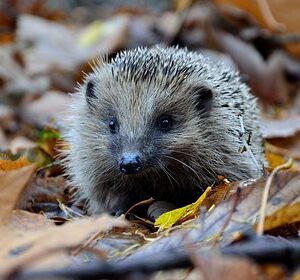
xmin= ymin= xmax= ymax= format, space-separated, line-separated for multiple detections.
xmin=155 ymin=187 xmax=211 ymax=231
xmin=0 ymin=155 xmax=31 ymax=171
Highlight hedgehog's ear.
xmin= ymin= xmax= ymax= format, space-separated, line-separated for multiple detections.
xmin=86 ymin=80 xmax=96 ymax=99
xmin=194 ymin=86 xmax=213 ymax=115
xmin=85 ymin=80 xmax=97 ymax=107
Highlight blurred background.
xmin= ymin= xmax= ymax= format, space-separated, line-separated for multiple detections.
xmin=1 ymin=0 xmax=300 ymax=171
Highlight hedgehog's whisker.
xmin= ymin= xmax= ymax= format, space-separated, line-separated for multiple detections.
xmin=157 ymin=160 xmax=179 ymax=189
xmin=167 ymin=149 xmax=192 ymax=157
xmin=168 ymin=149 xmax=216 ymax=179
xmin=165 ymin=155 xmax=202 ymax=183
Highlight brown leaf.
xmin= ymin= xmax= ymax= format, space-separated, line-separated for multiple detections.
xmin=9 ymin=210 xmax=54 ymax=231
xmin=21 ymin=91 xmax=70 ymax=127
xmin=212 ymin=30 xmax=288 ymax=103
xmin=262 ymin=116 xmax=300 ymax=139
xmin=214 ymin=0 xmax=300 ymax=56
xmin=189 ymin=255 xmax=264 ymax=280
xmin=0 ymin=127 xmax=8 ymax=150
xmin=264 ymin=148 xmax=286 ymax=169
xmin=17 ymin=15 xmax=81 ymax=74
xmin=1 ymin=215 xmax=128 ymax=274
xmin=266 ymin=133 xmax=300 ymax=164
xmin=16 ymin=174 xmax=70 ymax=214
xmin=0 ymin=165 xmax=36 ymax=224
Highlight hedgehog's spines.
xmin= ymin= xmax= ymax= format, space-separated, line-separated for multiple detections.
xmin=63 ymin=46 xmax=264 ymax=215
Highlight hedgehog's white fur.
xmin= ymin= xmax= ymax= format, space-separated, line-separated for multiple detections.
xmin=63 ymin=46 xmax=264 ymax=214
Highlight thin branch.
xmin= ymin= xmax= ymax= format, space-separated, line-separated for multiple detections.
xmin=256 ymin=158 xmax=293 ymax=235
xmin=256 ymin=0 xmax=285 ymax=32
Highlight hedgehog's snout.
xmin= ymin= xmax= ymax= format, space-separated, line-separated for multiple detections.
xmin=120 ymin=152 xmax=143 ymax=175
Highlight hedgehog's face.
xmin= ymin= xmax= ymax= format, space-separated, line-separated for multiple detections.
xmin=83 ymin=69 xmax=213 ymax=178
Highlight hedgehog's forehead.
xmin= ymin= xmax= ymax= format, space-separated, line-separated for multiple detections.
xmin=102 ymin=72 xmax=192 ymax=116
xmin=109 ymin=48 xmax=203 ymax=86
xmin=93 ymin=48 xmax=207 ymax=118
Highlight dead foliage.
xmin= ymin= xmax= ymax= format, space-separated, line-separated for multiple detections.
xmin=0 ymin=0 xmax=299 ymax=279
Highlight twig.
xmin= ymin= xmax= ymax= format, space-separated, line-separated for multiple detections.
xmin=58 ymin=200 xmax=83 ymax=220
xmin=256 ymin=0 xmax=285 ymax=32
xmin=256 ymin=158 xmax=293 ymax=236
xmin=124 ymin=197 xmax=155 ymax=217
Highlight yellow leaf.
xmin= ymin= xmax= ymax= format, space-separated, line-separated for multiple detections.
xmin=155 ymin=187 xmax=211 ymax=230
xmin=265 ymin=151 xmax=286 ymax=169
xmin=264 ymin=142 xmax=297 ymax=170
xmin=0 ymin=155 xmax=31 ymax=171
xmin=255 ymin=202 xmax=300 ymax=232
xmin=173 ymin=0 xmax=193 ymax=11
xmin=78 ymin=20 xmax=103 ymax=47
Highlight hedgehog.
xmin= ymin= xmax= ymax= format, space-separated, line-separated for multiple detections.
xmin=63 ymin=46 xmax=264 ymax=215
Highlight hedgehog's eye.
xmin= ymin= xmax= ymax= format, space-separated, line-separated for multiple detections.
xmin=157 ymin=115 xmax=173 ymax=132
xmin=109 ymin=119 xmax=118 ymax=134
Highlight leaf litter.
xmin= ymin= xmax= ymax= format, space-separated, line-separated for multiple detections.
xmin=0 ymin=1 xmax=300 ymax=279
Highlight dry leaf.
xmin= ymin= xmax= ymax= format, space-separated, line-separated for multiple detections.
xmin=262 ymin=116 xmax=300 ymax=138
xmin=212 ymin=30 xmax=288 ymax=103
xmin=265 ymin=151 xmax=286 ymax=169
xmin=155 ymin=178 xmax=232 ymax=230
xmin=0 ymin=164 xmax=36 ymax=223
xmin=189 ymin=255 xmax=264 ymax=280
xmin=9 ymin=210 xmax=54 ymax=231
xmin=256 ymin=202 xmax=300 ymax=232
xmin=214 ymin=0 xmax=300 ymax=56
xmin=155 ymin=187 xmax=211 ymax=230
xmin=1 ymin=215 xmax=128 ymax=273
xmin=0 ymin=155 xmax=31 ymax=171
xmin=203 ymin=177 xmax=232 ymax=208
xmin=21 ymin=90 xmax=70 ymax=127
xmin=15 ymin=175 xmax=69 ymax=212
xmin=8 ymin=136 xmax=37 ymax=154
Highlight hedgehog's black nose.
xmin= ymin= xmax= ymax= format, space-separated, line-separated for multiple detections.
xmin=120 ymin=153 xmax=143 ymax=174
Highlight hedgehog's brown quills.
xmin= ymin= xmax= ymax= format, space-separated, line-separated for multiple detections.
xmin=63 ymin=46 xmax=264 ymax=215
